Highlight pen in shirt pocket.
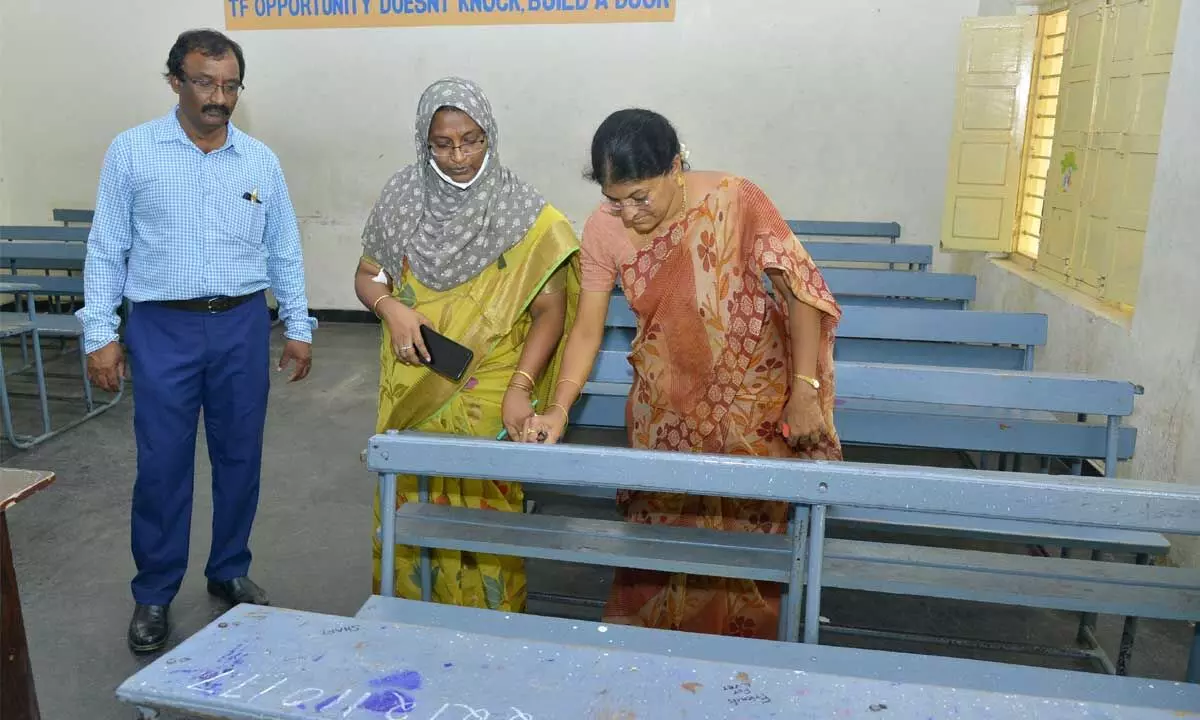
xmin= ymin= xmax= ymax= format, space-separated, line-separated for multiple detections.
xmin=242 ymin=187 xmax=262 ymax=204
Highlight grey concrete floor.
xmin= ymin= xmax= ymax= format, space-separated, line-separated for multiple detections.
xmin=1 ymin=322 xmax=1193 ymax=719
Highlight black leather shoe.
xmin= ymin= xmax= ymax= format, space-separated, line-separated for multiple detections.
xmin=128 ymin=604 xmax=169 ymax=653
xmin=207 ymin=576 xmax=270 ymax=606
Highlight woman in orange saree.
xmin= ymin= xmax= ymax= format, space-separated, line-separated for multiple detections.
xmin=524 ymin=109 xmax=842 ymax=639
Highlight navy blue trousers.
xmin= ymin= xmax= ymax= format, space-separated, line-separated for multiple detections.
xmin=126 ymin=293 xmax=271 ymax=606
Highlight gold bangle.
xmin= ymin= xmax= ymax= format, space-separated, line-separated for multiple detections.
xmin=793 ymin=373 xmax=821 ymax=390
xmin=508 ymin=380 xmax=534 ymax=394
xmin=513 ymin=369 xmax=537 ymax=388
xmin=545 ymin=403 xmax=568 ymax=418
xmin=556 ymin=378 xmax=583 ymax=391
xmin=371 ymin=294 xmax=392 ymax=316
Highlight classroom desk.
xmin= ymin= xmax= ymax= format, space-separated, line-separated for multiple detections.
xmin=1 ymin=467 xmax=55 ymax=720
xmin=117 ymin=598 xmax=1200 ymax=718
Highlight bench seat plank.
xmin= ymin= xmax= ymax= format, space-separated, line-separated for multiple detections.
xmin=0 ymin=275 xmax=84 ymax=296
xmin=828 ymin=507 xmax=1168 ymax=555
xmin=116 ymin=602 xmax=1200 ymax=718
xmin=825 ymin=539 xmax=1200 ymax=620
xmin=0 ymin=312 xmax=82 ymax=337
xmin=395 ymin=503 xmax=792 ymax=582
xmin=392 ymin=505 xmax=1197 ymax=621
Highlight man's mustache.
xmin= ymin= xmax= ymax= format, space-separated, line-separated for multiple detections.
xmin=202 ymin=104 xmax=231 ymax=116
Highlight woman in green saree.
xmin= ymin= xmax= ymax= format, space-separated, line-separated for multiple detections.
xmin=353 ymin=77 xmax=580 ymax=611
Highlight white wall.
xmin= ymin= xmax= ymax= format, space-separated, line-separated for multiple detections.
xmin=0 ymin=0 xmax=977 ymax=308
xmin=952 ymin=1 xmax=1200 ymax=566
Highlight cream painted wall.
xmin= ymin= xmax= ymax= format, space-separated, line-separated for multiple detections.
xmin=0 ymin=0 xmax=978 ymax=308
xmin=951 ymin=1 xmax=1200 ymax=566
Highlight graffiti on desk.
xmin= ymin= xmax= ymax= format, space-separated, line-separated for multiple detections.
xmin=724 ymin=671 xmax=772 ymax=709
xmin=184 ymin=666 xmax=532 ymax=718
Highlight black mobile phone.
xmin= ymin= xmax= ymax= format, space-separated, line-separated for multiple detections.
xmin=419 ymin=325 xmax=474 ymax=383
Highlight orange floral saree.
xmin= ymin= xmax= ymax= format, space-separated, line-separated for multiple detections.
xmin=601 ymin=176 xmax=843 ymax=639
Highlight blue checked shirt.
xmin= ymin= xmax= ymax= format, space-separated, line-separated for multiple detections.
xmin=77 ymin=108 xmax=316 ymax=353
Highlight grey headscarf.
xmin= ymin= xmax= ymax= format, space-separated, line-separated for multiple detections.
xmin=361 ymin=77 xmax=547 ymax=291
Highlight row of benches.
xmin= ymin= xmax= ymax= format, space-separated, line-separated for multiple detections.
xmin=114 ymin=430 xmax=1200 ymax=718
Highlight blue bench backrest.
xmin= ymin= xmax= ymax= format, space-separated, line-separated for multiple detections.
xmin=0 ymin=226 xmax=89 ymax=242
xmin=571 ymin=359 xmax=1138 ymax=461
xmin=788 ymin=220 xmax=902 ymax=241
xmin=804 ymin=241 xmax=932 ymax=268
xmin=365 ymin=431 xmax=1191 ymax=533
xmin=51 ymin=208 xmax=94 ymax=224
xmin=604 ymin=295 xmax=1043 ymax=370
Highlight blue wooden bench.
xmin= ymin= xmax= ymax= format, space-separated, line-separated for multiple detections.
xmin=545 ymin=357 xmax=1154 ymax=674
xmin=558 ymin=361 xmax=1147 ymax=557
xmin=1 ymin=230 xmax=124 ymax=433
xmin=116 ymin=598 xmax=1200 ymax=719
xmin=363 ymin=431 xmax=1199 ymax=682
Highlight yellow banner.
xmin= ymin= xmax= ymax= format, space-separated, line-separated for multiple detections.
xmin=225 ymin=0 xmax=675 ymax=30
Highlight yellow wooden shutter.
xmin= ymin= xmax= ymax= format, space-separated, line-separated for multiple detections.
xmin=1081 ymin=0 xmax=1180 ymax=305
xmin=1038 ymin=0 xmax=1107 ymax=279
xmin=941 ymin=16 xmax=1038 ymax=252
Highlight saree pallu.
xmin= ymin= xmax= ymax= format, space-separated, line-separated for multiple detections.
xmin=602 ymin=177 xmax=843 ymax=639
xmin=369 ymin=205 xmax=580 ymax=612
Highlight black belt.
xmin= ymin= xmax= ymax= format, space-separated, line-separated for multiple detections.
xmin=150 ymin=292 xmax=260 ymax=314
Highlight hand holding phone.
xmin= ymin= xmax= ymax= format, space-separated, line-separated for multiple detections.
xmin=418 ymin=325 xmax=475 ymax=383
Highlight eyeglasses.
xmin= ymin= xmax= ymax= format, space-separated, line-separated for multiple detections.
xmin=183 ymin=75 xmax=244 ymax=97
xmin=429 ymin=137 xmax=487 ymax=159
xmin=601 ymin=196 xmax=653 ymax=216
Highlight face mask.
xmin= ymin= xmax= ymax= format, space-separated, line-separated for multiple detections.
xmin=429 ymin=152 xmax=490 ymax=190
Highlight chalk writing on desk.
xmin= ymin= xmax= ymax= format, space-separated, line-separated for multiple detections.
xmin=184 ymin=668 xmax=532 ymax=718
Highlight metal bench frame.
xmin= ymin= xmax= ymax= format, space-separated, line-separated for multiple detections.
xmin=365 ymin=431 xmax=1200 ymax=683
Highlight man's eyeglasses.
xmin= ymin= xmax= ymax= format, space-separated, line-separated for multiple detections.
xmin=183 ymin=75 xmax=244 ymax=97
xmin=429 ymin=137 xmax=487 ymax=159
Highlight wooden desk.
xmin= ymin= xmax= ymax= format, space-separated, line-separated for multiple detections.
xmin=1 ymin=467 xmax=55 ymax=720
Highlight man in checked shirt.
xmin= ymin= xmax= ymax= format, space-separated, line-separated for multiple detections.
xmin=78 ymin=29 xmax=316 ymax=653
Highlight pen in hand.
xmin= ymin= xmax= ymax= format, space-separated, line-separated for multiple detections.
xmin=496 ymin=398 xmax=538 ymax=441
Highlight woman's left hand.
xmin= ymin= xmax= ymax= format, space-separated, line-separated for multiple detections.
xmin=780 ymin=385 xmax=825 ymax=450
xmin=501 ymin=386 xmax=536 ymax=442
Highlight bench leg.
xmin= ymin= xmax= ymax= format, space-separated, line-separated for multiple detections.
xmin=418 ymin=475 xmax=432 ymax=603
xmin=1115 ymin=553 xmax=1150 ymax=676
xmin=803 ymin=504 xmax=828 ymax=645
xmin=379 ymin=472 xmax=397 ymax=598
xmin=780 ymin=504 xmax=809 ymax=643
xmin=1188 ymin=623 xmax=1200 ymax=683
xmin=76 ymin=338 xmax=94 ymax=412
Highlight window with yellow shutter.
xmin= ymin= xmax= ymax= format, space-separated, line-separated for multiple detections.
xmin=941 ymin=0 xmax=1181 ymax=312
